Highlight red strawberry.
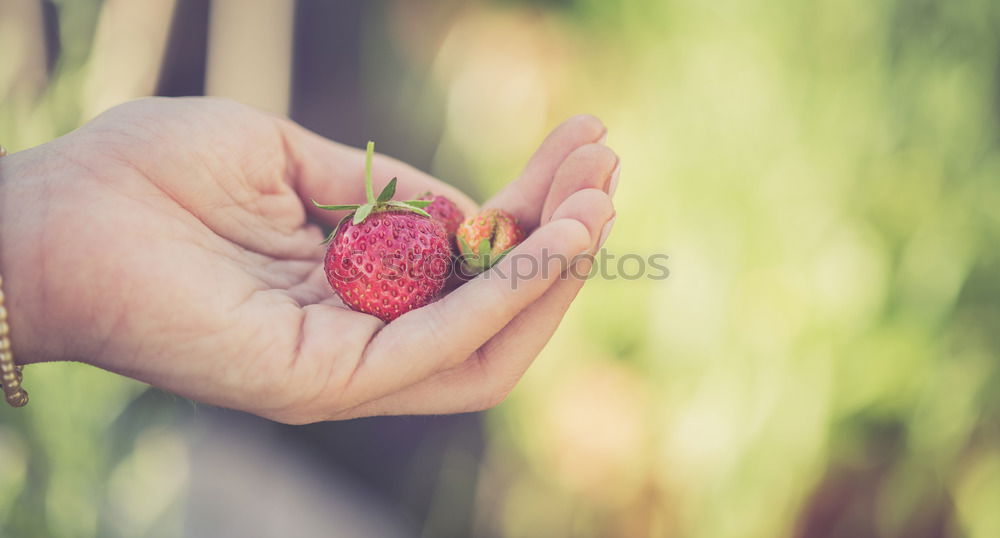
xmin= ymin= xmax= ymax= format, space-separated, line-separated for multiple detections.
xmin=417 ymin=192 xmax=465 ymax=239
xmin=456 ymin=209 xmax=525 ymax=274
xmin=314 ymin=142 xmax=451 ymax=322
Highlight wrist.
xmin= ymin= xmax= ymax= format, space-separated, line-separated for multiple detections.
xmin=0 ymin=146 xmax=64 ymax=364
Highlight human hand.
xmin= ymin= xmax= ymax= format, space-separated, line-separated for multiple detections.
xmin=0 ymin=98 xmax=618 ymax=423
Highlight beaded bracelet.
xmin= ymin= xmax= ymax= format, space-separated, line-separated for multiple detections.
xmin=0 ymin=144 xmax=29 ymax=407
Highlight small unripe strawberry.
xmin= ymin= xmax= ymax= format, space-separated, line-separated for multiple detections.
xmin=456 ymin=209 xmax=525 ymax=274
xmin=417 ymin=192 xmax=465 ymax=239
xmin=314 ymin=142 xmax=451 ymax=322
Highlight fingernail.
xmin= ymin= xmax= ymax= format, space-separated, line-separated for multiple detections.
xmin=597 ymin=129 xmax=608 ymax=145
xmin=607 ymin=161 xmax=621 ymax=197
xmin=598 ymin=217 xmax=616 ymax=248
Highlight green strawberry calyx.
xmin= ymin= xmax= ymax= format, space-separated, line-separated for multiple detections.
xmin=311 ymin=141 xmax=433 ymax=242
xmin=457 ymin=233 xmax=516 ymax=272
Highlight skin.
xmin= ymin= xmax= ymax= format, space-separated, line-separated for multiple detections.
xmin=0 ymin=97 xmax=618 ymax=423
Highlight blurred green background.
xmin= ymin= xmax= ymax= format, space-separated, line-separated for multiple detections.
xmin=3 ymin=0 xmax=1000 ymax=537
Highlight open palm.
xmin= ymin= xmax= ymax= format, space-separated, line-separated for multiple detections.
xmin=8 ymin=98 xmax=617 ymax=423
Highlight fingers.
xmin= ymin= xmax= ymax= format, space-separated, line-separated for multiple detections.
xmin=329 ymin=188 xmax=616 ymax=418
xmin=275 ymin=120 xmax=478 ymax=227
xmin=461 ymin=189 xmax=615 ymax=398
xmin=484 ymin=114 xmax=606 ymax=231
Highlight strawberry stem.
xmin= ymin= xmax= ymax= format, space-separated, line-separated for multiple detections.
xmin=314 ymin=140 xmax=433 ymax=227
xmin=365 ymin=140 xmax=376 ymax=204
